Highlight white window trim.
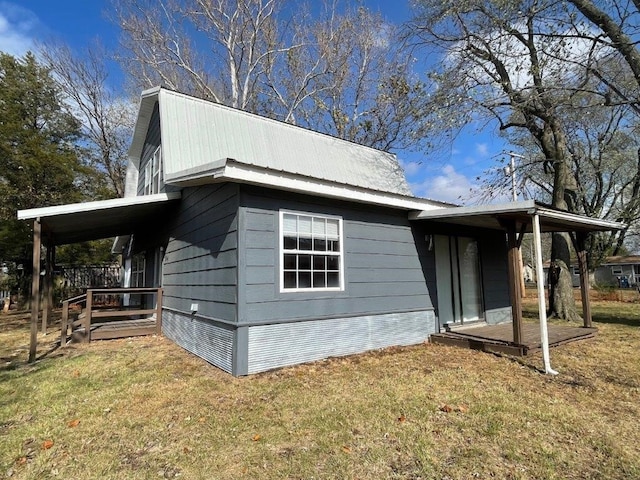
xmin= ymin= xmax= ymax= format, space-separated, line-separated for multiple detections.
xmin=611 ymin=266 xmax=623 ymax=275
xmin=279 ymin=210 xmax=345 ymax=293
xmin=144 ymin=146 xmax=163 ymax=195
xmin=132 ymin=252 xmax=146 ymax=288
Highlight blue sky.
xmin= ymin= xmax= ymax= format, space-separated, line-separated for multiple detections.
xmin=0 ymin=0 xmax=507 ymax=204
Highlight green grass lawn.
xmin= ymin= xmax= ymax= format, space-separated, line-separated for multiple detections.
xmin=1 ymin=297 xmax=639 ymax=479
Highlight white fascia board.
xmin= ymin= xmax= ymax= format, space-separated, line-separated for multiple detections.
xmin=164 ymin=159 xmax=228 ymax=186
xmin=221 ymin=162 xmax=447 ymax=211
xmin=17 ymin=192 xmax=181 ymax=220
xmin=409 ymin=200 xmax=538 ymax=221
xmin=533 ymin=205 xmax=625 ymax=231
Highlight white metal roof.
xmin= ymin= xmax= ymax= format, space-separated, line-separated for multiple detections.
xmin=17 ymin=193 xmax=181 ymax=245
xmin=132 ymin=87 xmax=415 ymax=197
xmin=409 ymin=200 xmax=626 ymax=233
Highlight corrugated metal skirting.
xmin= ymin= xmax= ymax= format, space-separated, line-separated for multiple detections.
xmin=246 ymin=310 xmax=435 ymax=374
xmin=163 ymin=310 xmax=234 ymax=373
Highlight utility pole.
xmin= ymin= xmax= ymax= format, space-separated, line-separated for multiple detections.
xmin=507 ymin=152 xmax=527 ymax=298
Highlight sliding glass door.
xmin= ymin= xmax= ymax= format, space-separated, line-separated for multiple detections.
xmin=435 ymin=235 xmax=483 ymax=325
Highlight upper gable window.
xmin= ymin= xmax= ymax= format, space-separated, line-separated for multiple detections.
xmin=280 ymin=211 xmax=344 ymax=292
xmin=144 ymin=147 xmax=163 ymax=195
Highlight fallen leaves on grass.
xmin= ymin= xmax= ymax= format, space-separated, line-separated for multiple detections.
xmin=252 ymin=434 xmax=261 ymax=442
xmin=397 ymin=414 xmax=406 ymax=422
xmin=341 ymin=445 xmax=352 ymax=454
xmin=439 ymin=404 xmax=468 ymax=413
xmin=42 ymin=440 xmax=54 ymax=450
xmin=68 ymin=419 xmax=80 ymax=428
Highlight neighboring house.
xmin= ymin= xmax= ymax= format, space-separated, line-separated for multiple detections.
xmin=594 ymin=256 xmax=640 ymax=288
xmin=18 ymin=87 xmax=623 ymax=375
xmin=542 ymin=256 xmax=640 ymax=288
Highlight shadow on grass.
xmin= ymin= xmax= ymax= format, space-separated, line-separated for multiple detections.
xmin=591 ymin=312 xmax=640 ymax=327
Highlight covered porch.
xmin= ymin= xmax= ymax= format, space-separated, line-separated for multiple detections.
xmin=17 ymin=193 xmax=181 ymax=361
xmin=410 ymin=200 xmax=624 ymax=373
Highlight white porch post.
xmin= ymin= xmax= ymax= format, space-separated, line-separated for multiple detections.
xmin=532 ymin=213 xmax=558 ymax=375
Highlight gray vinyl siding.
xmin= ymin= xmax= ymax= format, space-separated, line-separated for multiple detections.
xmin=163 ymin=310 xmax=234 ymax=374
xmin=162 ymin=183 xmax=239 ymax=322
xmin=239 ymin=186 xmax=435 ymax=324
xmin=246 ymin=310 xmax=436 ymax=374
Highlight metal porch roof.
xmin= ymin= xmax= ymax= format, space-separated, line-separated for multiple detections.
xmin=409 ymin=200 xmax=625 ymax=233
xmin=17 ymin=193 xmax=181 ymax=245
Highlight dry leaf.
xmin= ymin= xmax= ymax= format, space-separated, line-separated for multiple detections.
xmin=72 ymin=370 xmax=80 ymax=377
xmin=342 ymin=445 xmax=352 ymax=454
xmin=457 ymin=405 xmax=468 ymax=413
xmin=252 ymin=434 xmax=261 ymax=442
xmin=42 ymin=440 xmax=54 ymax=450
xmin=439 ymin=404 xmax=453 ymax=413
xmin=16 ymin=457 xmax=27 ymax=465
xmin=397 ymin=414 xmax=406 ymax=422
xmin=68 ymin=419 xmax=80 ymax=428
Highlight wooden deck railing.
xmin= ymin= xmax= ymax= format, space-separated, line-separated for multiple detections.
xmin=61 ymin=287 xmax=163 ymax=346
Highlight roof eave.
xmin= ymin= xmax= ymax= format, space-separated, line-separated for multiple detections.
xmin=164 ymin=160 xmax=451 ymax=211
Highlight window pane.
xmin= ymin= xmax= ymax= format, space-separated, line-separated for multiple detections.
xmin=313 ymin=238 xmax=327 ymax=251
xmin=284 ymin=254 xmax=297 ymax=269
xmin=299 ymin=237 xmax=312 ymax=251
xmin=284 ymin=271 xmax=296 ymax=288
xmin=313 ymin=255 xmax=326 ymax=270
xmin=298 ymin=216 xmax=312 ymax=235
xmin=298 ymin=272 xmax=311 ymax=288
xmin=327 ymin=256 xmax=339 ymax=270
xmin=312 ymin=217 xmax=326 ymax=235
xmin=329 ymin=240 xmax=340 ymax=252
xmin=283 ymin=214 xmax=297 ymax=234
xmin=284 ymin=236 xmax=297 ymax=250
xmin=299 ymin=255 xmax=311 ymax=270
xmin=326 ymin=219 xmax=339 ymax=239
xmin=327 ymin=272 xmax=340 ymax=287
xmin=313 ymin=272 xmax=326 ymax=288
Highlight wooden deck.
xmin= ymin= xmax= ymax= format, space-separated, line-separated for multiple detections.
xmin=430 ymin=322 xmax=597 ymax=356
xmin=70 ymin=317 xmax=158 ymax=343
xmin=61 ymin=288 xmax=163 ymax=345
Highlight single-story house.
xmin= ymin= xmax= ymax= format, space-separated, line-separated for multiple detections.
xmin=594 ymin=256 xmax=640 ymax=288
xmin=18 ymin=88 xmax=624 ymax=375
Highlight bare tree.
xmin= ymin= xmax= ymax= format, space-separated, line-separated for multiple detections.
xmin=408 ymin=0 xmax=611 ymax=320
xmin=111 ymin=0 xmax=432 ymax=152
xmin=40 ymin=42 xmax=135 ymax=198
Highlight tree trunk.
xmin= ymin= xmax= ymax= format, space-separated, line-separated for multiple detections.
xmin=548 ymin=234 xmax=581 ymax=321
xmin=545 ymin=121 xmax=582 ymax=321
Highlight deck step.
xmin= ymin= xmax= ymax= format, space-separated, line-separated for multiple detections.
xmin=430 ymin=333 xmax=527 ymax=356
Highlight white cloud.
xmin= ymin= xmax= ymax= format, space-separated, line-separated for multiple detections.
xmin=410 ymin=164 xmax=476 ymax=204
xmin=475 ymin=143 xmax=488 ymax=157
xmin=399 ymin=159 xmax=422 ymax=177
xmin=0 ymin=2 xmax=42 ymax=56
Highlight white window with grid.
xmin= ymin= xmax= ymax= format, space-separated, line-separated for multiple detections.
xmin=280 ymin=211 xmax=344 ymax=292
xmin=143 ymin=147 xmax=162 ymax=195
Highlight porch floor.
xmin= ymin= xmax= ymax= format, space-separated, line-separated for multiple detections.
xmin=430 ymin=322 xmax=597 ymax=356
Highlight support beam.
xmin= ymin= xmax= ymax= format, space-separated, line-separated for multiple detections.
xmin=507 ymin=223 xmax=523 ymax=345
xmin=42 ymin=242 xmax=54 ymax=335
xmin=576 ymin=234 xmax=592 ymax=328
xmin=532 ymin=214 xmax=558 ymax=375
xmin=28 ymin=218 xmax=42 ymax=363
